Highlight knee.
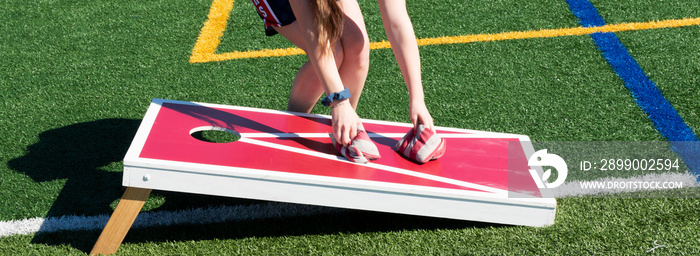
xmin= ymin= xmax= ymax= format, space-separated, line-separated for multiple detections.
xmin=340 ymin=26 xmax=370 ymax=69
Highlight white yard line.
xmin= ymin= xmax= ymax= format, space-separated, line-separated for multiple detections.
xmin=0 ymin=202 xmax=340 ymax=238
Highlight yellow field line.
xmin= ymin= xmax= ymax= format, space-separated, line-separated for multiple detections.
xmin=189 ymin=0 xmax=235 ymax=63
xmin=188 ymin=0 xmax=700 ymax=63
xmin=377 ymin=18 xmax=700 ymax=49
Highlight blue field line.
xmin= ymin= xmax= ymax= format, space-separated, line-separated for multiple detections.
xmin=564 ymin=0 xmax=700 ymax=178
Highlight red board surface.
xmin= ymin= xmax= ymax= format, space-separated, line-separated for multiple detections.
xmin=137 ymin=102 xmax=541 ymax=197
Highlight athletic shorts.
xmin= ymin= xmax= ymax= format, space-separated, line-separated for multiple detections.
xmin=251 ymin=0 xmax=297 ymax=36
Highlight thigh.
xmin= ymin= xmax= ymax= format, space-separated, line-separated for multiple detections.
xmin=275 ymin=0 xmax=368 ymax=53
xmin=275 ymin=21 xmax=344 ymax=67
xmin=272 ymin=21 xmax=309 ymax=52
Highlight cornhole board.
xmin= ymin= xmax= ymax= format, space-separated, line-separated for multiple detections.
xmin=91 ymin=98 xmax=556 ymax=255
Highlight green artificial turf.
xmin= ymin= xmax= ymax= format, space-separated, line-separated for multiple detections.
xmin=3 ymin=196 xmax=700 ymax=255
xmin=1 ymin=0 xmax=698 ymax=254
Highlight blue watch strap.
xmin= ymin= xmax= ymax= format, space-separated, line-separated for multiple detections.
xmin=321 ymin=87 xmax=351 ymax=106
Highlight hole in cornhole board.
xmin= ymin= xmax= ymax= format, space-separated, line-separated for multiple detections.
xmin=190 ymin=126 xmax=240 ymax=143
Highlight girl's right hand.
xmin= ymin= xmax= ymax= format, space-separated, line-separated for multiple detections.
xmin=330 ymin=100 xmax=360 ymax=147
xmin=409 ymin=100 xmax=435 ymax=132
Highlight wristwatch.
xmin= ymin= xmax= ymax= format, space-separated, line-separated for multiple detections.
xmin=321 ymin=87 xmax=351 ymax=107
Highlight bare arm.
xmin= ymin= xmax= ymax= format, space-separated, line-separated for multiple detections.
xmin=378 ymin=0 xmax=434 ymax=131
xmin=288 ymin=0 xmax=360 ymax=145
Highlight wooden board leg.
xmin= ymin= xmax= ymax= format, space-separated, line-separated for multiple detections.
xmin=90 ymin=187 xmax=152 ymax=255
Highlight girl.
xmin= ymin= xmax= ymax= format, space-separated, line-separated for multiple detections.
xmin=252 ymin=0 xmax=434 ymax=147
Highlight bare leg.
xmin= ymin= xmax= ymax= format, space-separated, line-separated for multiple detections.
xmin=337 ymin=0 xmax=370 ymax=109
xmin=286 ymin=62 xmax=326 ymax=113
xmin=275 ymin=26 xmax=342 ymax=113
xmin=275 ymin=0 xmax=370 ymax=113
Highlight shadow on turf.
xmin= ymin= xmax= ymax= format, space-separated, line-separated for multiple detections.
xmin=6 ymin=119 xmax=252 ymax=251
xmin=8 ymin=119 xmax=141 ymax=217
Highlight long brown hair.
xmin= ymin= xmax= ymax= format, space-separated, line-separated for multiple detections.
xmin=310 ymin=0 xmax=343 ymax=52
